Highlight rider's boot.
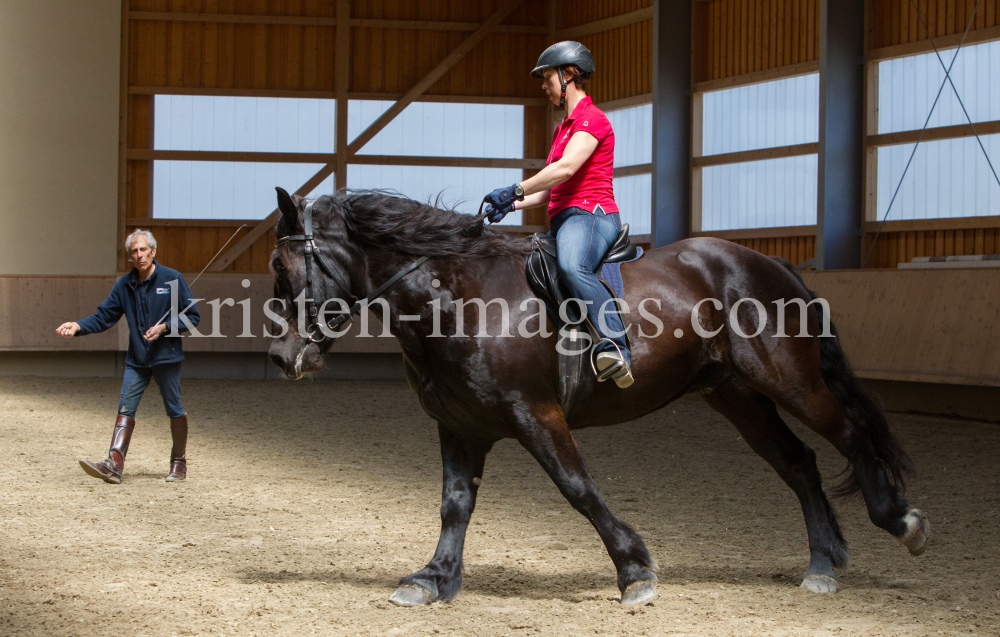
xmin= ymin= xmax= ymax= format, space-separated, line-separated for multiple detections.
xmin=79 ymin=415 xmax=135 ymax=484
xmin=595 ymin=343 xmax=634 ymax=389
xmin=166 ymin=414 xmax=187 ymax=482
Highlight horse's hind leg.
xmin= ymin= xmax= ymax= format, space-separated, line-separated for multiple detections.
xmin=705 ymin=378 xmax=849 ymax=593
xmin=514 ymin=414 xmax=658 ymax=605
xmin=776 ymin=381 xmax=928 ymax=556
xmin=390 ymin=422 xmax=490 ymax=606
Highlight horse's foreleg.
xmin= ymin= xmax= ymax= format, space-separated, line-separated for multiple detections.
xmin=705 ymin=378 xmax=849 ymax=593
xmin=515 ymin=415 xmax=657 ymax=605
xmin=390 ymin=422 xmax=489 ymax=606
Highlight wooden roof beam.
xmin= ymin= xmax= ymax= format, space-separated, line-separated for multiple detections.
xmin=554 ymin=6 xmax=653 ymax=40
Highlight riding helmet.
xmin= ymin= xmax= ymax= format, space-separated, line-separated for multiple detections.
xmin=530 ymin=41 xmax=595 ymax=78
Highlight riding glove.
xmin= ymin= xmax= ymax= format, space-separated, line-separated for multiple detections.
xmin=485 ymin=202 xmax=516 ymax=223
xmin=482 ymin=183 xmax=524 ymax=213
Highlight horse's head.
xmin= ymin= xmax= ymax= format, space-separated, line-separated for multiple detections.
xmin=267 ymin=188 xmax=364 ymax=379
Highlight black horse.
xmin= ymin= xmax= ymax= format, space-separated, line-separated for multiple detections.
xmin=267 ymin=188 xmax=929 ymax=606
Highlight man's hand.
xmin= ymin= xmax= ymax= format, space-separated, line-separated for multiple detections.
xmin=144 ymin=323 xmax=167 ymax=341
xmin=55 ymin=322 xmax=80 ymax=338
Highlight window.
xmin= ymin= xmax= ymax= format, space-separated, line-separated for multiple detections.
xmin=150 ymin=96 xmax=529 ymax=224
xmin=696 ymin=73 xmax=820 ymax=231
xmin=347 ymin=101 xmax=526 ymax=224
xmin=874 ymin=40 xmax=1000 ymax=221
xmin=152 ymin=96 xmax=336 ymax=220
xmin=702 ymin=156 xmax=818 ymax=231
xmin=606 ymin=103 xmax=652 ymax=235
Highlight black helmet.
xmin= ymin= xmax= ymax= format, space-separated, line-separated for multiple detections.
xmin=531 ymin=41 xmax=594 ymax=109
xmin=531 ymin=41 xmax=595 ymax=78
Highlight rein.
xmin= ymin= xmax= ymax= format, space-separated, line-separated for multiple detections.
xmin=275 ymin=201 xmax=429 ymax=343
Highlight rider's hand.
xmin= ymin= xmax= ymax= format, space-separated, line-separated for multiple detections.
xmin=55 ymin=322 xmax=80 ymax=338
xmin=482 ymin=183 xmax=523 ymax=213
xmin=485 ymin=202 xmax=515 ymax=224
xmin=144 ymin=323 xmax=167 ymax=342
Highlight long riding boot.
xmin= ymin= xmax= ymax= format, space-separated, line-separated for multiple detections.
xmin=166 ymin=414 xmax=188 ymax=482
xmin=79 ymin=415 xmax=135 ymax=484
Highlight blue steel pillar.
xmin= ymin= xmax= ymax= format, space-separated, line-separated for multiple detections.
xmin=650 ymin=0 xmax=692 ymax=248
xmin=816 ymin=0 xmax=865 ymax=269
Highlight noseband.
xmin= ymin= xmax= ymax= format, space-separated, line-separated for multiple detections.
xmin=275 ymin=201 xmax=429 ymax=343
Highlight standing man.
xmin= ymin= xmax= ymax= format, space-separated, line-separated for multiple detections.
xmin=56 ymin=229 xmax=200 ymax=484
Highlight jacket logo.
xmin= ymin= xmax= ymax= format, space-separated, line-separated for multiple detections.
xmin=156 ymin=288 xmax=170 ymax=294
xmin=583 ymin=121 xmax=589 ymax=126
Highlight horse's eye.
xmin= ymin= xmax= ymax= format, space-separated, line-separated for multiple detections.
xmin=272 ymin=259 xmax=286 ymax=272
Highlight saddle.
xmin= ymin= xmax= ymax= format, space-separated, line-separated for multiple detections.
xmin=525 ymin=224 xmax=640 ymax=415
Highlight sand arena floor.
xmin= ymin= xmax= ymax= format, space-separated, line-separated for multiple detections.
xmin=0 ymin=376 xmax=998 ymax=636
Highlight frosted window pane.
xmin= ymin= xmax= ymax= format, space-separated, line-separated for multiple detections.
xmin=613 ymin=174 xmax=652 ymax=235
xmin=878 ymin=40 xmax=1000 ymax=134
xmin=701 ymin=155 xmax=818 ymax=231
xmin=347 ymin=165 xmax=525 ymax=225
xmin=702 ymin=74 xmax=819 ymax=155
xmin=152 ymin=161 xmax=334 ymax=220
xmin=154 ymin=95 xmax=336 ymax=152
xmin=605 ymin=104 xmax=652 ymax=167
xmin=349 ymin=100 xmax=524 ymax=159
xmin=876 ymin=134 xmax=1000 ymax=220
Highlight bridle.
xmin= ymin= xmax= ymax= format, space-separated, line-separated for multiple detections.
xmin=274 ymin=200 xmax=429 ymax=343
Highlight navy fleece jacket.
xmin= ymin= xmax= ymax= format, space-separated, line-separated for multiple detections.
xmin=76 ymin=261 xmax=201 ymax=367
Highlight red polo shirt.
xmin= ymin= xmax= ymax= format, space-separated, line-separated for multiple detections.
xmin=546 ymin=96 xmax=619 ymax=219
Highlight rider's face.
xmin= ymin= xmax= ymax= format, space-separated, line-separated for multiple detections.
xmin=541 ymin=67 xmax=570 ymax=106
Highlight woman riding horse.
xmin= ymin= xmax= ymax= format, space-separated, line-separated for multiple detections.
xmin=482 ymin=41 xmax=634 ymax=388
xmin=267 ymin=186 xmax=929 ymax=606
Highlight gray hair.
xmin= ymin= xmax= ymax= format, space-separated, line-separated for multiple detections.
xmin=125 ymin=229 xmax=157 ymax=253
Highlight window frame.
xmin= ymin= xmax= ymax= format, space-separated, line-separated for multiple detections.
xmin=864 ymin=35 xmax=1000 ymax=232
xmin=132 ymin=94 xmax=548 ymax=226
xmin=690 ymin=63 xmax=821 ymax=237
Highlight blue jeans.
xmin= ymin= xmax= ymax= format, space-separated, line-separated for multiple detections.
xmin=549 ymin=208 xmax=630 ymax=364
xmin=118 ymin=362 xmax=185 ymax=419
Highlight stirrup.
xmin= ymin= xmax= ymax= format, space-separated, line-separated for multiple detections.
xmin=594 ymin=352 xmax=625 ymax=382
xmin=592 ymin=341 xmax=635 ymax=389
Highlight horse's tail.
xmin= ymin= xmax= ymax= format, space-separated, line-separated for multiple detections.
xmin=770 ymin=257 xmax=914 ymax=499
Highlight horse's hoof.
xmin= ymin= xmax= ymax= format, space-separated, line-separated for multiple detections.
xmin=800 ymin=574 xmax=839 ymax=594
xmin=620 ymin=579 xmax=656 ymax=606
xmin=898 ymin=509 xmax=930 ymax=556
xmin=388 ymin=584 xmax=436 ymax=607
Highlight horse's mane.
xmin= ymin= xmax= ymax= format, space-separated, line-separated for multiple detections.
xmin=290 ymin=190 xmax=532 ymax=259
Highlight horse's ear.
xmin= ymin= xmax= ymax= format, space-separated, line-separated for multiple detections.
xmin=275 ymin=187 xmax=298 ymax=221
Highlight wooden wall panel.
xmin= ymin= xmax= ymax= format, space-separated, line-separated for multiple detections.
xmin=126 ymin=94 xmax=153 ymax=221
xmin=578 ymin=20 xmax=653 ymax=103
xmin=0 ymin=272 xmax=406 ymax=354
xmin=800 ymin=268 xmax=1000 ymax=386
xmin=558 ymin=0 xmax=653 ymax=29
xmin=731 ymin=235 xmax=816 ymax=266
xmin=869 ymin=0 xmax=1000 ymax=49
xmin=863 ymin=228 xmax=1000 ymax=268
xmin=0 ymin=278 xmax=122 ymax=351
xmin=123 ymin=223 xmax=274 ymax=273
xmin=696 ymin=0 xmax=819 ymax=83
xmin=130 ymin=21 xmax=338 ymax=90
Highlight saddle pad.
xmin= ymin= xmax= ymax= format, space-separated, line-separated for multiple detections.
xmin=599 ymin=246 xmax=644 ymax=299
